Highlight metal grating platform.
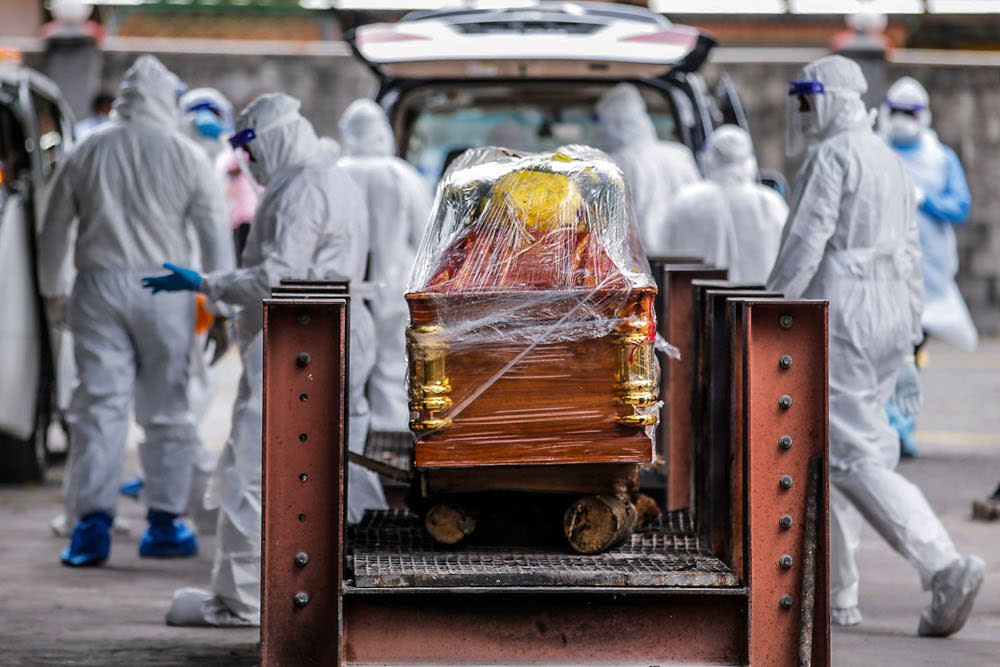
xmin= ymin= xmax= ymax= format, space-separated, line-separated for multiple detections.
xmin=349 ymin=509 xmax=739 ymax=589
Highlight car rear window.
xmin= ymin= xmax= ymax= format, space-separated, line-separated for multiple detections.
xmin=396 ymin=82 xmax=679 ymax=187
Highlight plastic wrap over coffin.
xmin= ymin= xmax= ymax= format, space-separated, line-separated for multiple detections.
xmin=405 ymin=146 xmax=661 ymax=467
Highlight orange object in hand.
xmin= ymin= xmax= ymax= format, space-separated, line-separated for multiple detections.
xmin=194 ymin=293 xmax=214 ymax=335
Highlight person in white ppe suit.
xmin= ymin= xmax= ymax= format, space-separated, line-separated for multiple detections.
xmin=666 ymin=125 xmax=787 ymax=281
xmin=143 ymin=92 xmax=386 ymax=627
xmin=338 ymin=99 xmax=432 ymax=433
xmin=880 ymin=76 xmax=976 ymax=458
xmin=180 ymin=87 xmax=234 ymax=163
xmin=39 ymin=55 xmax=233 ymax=566
xmin=118 ymin=86 xmax=239 ymax=534
xmin=768 ymin=55 xmax=982 ymax=636
xmin=594 ymin=83 xmax=700 ymax=257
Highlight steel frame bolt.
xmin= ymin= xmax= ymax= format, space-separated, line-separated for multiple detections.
xmin=779 ymin=435 xmax=793 ymax=450
xmin=779 ymin=354 xmax=793 ymax=369
xmin=294 ymin=552 xmax=309 ymax=568
xmin=779 ymin=594 xmax=794 ymax=610
xmin=294 ymin=592 xmax=310 ymax=608
xmin=779 ymin=315 xmax=793 ymax=329
xmin=779 ymin=515 xmax=793 ymax=529
xmin=296 ymin=352 xmax=311 ymax=368
xmin=779 ymin=475 xmax=793 ymax=490
xmin=297 ymin=313 xmax=310 ymax=325
xmin=778 ymin=394 xmax=793 ymax=409
xmin=779 ymin=554 xmax=794 ymax=569
xmin=299 ymin=473 xmax=308 ymax=483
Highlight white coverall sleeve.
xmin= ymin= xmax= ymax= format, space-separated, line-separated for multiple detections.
xmin=201 ymin=182 xmax=325 ymax=307
xmin=901 ymin=171 xmax=925 ymax=345
xmin=766 ymin=149 xmax=842 ymax=298
xmin=187 ymin=156 xmax=235 ymax=275
xmin=37 ymin=160 xmax=78 ymax=298
xmin=406 ymin=173 xmax=432 ymax=248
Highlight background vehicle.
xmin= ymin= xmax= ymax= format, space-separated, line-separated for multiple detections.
xmin=0 ymin=57 xmax=74 ymax=482
xmin=345 ymin=2 xmax=750 ymax=188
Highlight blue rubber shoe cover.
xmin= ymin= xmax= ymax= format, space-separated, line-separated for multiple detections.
xmin=60 ymin=512 xmax=113 ymax=567
xmin=120 ymin=476 xmax=144 ymax=499
xmin=139 ymin=510 xmax=198 ymax=558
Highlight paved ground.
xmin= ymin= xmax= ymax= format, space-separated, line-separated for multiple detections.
xmin=1 ymin=340 xmax=999 ymax=665
xmin=0 ymin=350 xmax=258 ymax=666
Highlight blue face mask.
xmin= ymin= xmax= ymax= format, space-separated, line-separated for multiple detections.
xmin=193 ymin=108 xmax=225 ymax=139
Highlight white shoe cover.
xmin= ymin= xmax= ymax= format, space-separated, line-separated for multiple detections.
xmin=831 ymin=606 xmax=863 ymax=627
xmin=165 ymin=587 xmax=258 ymax=627
xmin=918 ymin=555 xmax=984 ymax=637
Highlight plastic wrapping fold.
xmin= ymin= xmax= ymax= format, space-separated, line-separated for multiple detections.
xmin=405 ymin=146 xmax=664 ymax=464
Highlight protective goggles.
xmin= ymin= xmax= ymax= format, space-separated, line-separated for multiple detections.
xmin=886 ymin=100 xmax=926 ymax=113
xmin=788 ymin=81 xmax=825 ymax=96
xmin=228 ymin=128 xmax=257 ymax=150
xmin=187 ymin=100 xmax=223 ymax=116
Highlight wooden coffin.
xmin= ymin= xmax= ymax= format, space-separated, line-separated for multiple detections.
xmin=407 ymin=287 xmax=657 ymax=468
xmin=405 ymin=148 xmax=659 ymax=472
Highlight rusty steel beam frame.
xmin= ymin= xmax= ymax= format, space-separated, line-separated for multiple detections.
xmin=261 ymin=296 xmax=350 ymax=667
xmin=260 ymin=288 xmax=831 ymax=666
xmin=660 ymin=264 xmax=727 ymax=511
xmin=690 ymin=282 xmax=776 ymax=562
xmin=730 ymin=298 xmax=830 ymax=666
xmin=342 ymin=589 xmax=748 ymax=665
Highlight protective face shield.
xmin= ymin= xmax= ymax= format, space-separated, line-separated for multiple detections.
xmin=228 ymin=127 xmax=265 ymax=187
xmin=883 ymin=77 xmax=930 ymax=147
xmin=232 ymin=93 xmax=311 ymax=187
xmin=786 ymin=81 xmax=825 ymax=157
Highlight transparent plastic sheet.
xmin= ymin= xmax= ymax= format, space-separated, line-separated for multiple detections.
xmin=404 ymin=146 xmax=665 ymax=464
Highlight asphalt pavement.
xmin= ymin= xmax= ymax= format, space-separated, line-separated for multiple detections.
xmin=1 ymin=340 xmax=998 ymax=666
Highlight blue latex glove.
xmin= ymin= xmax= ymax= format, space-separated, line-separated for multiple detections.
xmin=142 ymin=262 xmax=203 ymax=293
xmin=893 ymin=359 xmax=923 ymax=419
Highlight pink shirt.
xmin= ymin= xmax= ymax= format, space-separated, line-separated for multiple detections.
xmin=215 ymin=149 xmax=259 ymax=230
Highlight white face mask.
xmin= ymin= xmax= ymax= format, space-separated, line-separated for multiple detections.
xmin=889 ymin=114 xmax=922 ymax=145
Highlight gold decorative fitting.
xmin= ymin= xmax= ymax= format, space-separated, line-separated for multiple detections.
xmin=407 ymin=323 xmax=453 ymax=433
xmin=409 ymin=418 xmax=453 ymax=433
xmin=615 ymin=413 xmax=658 ymax=427
xmin=616 ymin=332 xmax=649 ymax=346
xmin=614 ymin=390 xmax=658 ymax=407
xmin=612 ymin=291 xmax=659 ymax=427
xmin=409 ymin=395 xmax=453 ymax=412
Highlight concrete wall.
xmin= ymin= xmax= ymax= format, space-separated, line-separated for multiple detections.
xmin=21 ymin=40 xmax=377 ymax=138
xmin=706 ymin=54 xmax=1000 ymax=335
xmin=95 ymin=42 xmax=378 ymax=139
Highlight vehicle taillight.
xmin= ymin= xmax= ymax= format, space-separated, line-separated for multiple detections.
xmin=619 ymin=29 xmax=697 ymax=48
xmin=358 ymin=29 xmax=430 ymax=45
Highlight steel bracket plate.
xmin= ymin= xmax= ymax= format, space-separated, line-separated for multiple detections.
xmin=731 ymin=298 xmax=830 ymax=665
xmin=261 ymin=296 xmax=349 ymax=666
xmin=659 ymin=264 xmax=727 ymax=510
